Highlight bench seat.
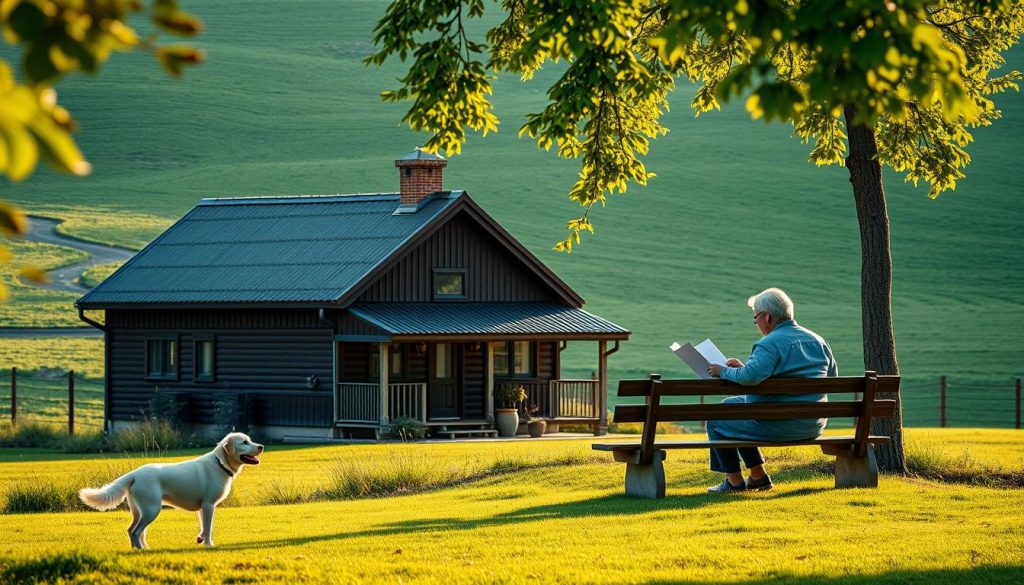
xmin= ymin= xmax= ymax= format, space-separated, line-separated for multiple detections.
xmin=595 ymin=372 xmax=900 ymax=497
xmin=593 ymin=434 xmax=892 ymax=452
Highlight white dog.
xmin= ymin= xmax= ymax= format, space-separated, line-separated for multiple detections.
xmin=79 ymin=432 xmax=264 ymax=549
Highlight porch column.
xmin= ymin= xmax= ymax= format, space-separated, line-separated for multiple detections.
xmin=379 ymin=343 xmax=389 ymax=426
xmin=597 ymin=340 xmax=608 ymax=436
xmin=485 ymin=341 xmax=494 ymax=422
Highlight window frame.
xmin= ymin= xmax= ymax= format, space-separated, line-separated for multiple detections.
xmin=194 ymin=335 xmax=216 ymax=383
xmin=432 ymin=268 xmax=467 ymax=300
xmin=145 ymin=336 xmax=180 ymax=382
xmin=495 ymin=340 xmax=535 ymax=378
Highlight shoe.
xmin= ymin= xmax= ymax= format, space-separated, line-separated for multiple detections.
xmin=745 ymin=473 xmax=773 ymax=491
xmin=707 ymin=478 xmax=747 ymax=494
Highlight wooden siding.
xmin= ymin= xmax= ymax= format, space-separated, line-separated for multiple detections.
xmin=108 ymin=316 xmax=334 ymax=427
xmin=538 ymin=341 xmax=556 ymax=379
xmin=108 ymin=309 xmax=322 ymax=329
xmin=462 ymin=343 xmax=485 ymax=418
xmin=356 ymin=211 xmax=556 ymax=303
xmin=337 ymin=311 xmax=389 ymax=337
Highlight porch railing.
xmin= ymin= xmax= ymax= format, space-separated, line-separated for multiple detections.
xmin=336 ymin=383 xmax=379 ymax=424
xmin=389 ymin=383 xmax=427 ymax=423
xmin=336 ymin=382 xmax=428 ymax=424
xmin=496 ymin=378 xmax=601 ymax=420
xmin=549 ymin=379 xmax=600 ymax=419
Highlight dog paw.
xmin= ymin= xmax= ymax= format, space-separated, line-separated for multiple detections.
xmin=197 ymin=535 xmax=204 ymax=544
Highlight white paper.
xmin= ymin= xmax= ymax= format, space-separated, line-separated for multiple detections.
xmin=669 ymin=338 xmax=728 ymax=379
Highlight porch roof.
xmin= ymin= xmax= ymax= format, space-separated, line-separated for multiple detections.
xmin=346 ymin=303 xmax=629 ymax=340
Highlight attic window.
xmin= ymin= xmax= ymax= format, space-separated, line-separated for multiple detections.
xmin=433 ymin=269 xmax=466 ymax=300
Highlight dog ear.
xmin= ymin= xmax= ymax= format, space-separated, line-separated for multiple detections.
xmin=220 ymin=435 xmax=235 ymax=456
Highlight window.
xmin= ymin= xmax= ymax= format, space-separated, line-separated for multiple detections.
xmin=494 ymin=341 xmax=534 ymax=378
xmin=146 ymin=338 xmax=178 ymax=380
xmin=434 ymin=343 xmax=452 ymax=379
xmin=433 ymin=269 xmax=466 ymax=299
xmin=195 ymin=337 xmax=215 ymax=382
xmin=389 ymin=343 xmax=404 ymax=378
xmin=369 ymin=343 xmax=404 ymax=379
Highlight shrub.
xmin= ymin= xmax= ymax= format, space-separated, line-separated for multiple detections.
xmin=148 ymin=392 xmax=182 ymax=426
xmin=383 ymin=416 xmax=427 ymax=441
xmin=493 ymin=383 xmax=527 ymax=408
xmin=53 ymin=430 xmax=107 ymax=454
xmin=109 ymin=419 xmax=189 ymax=453
xmin=0 ymin=422 xmax=65 ymax=448
xmin=2 ymin=482 xmax=78 ymax=514
xmin=212 ymin=396 xmax=241 ymax=438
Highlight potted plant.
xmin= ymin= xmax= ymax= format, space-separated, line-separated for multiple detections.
xmin=493 ymin=383 xmax=527 ymax=437
xmin=524 ymin=404 xmax=546 ymax=438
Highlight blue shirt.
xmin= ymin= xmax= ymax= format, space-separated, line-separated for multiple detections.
xmin=718 ymin=319 xmax=837 ymax=436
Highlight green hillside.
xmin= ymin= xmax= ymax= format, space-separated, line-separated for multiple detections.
xmin=1 ymin=1 xmax=1022 ymax=418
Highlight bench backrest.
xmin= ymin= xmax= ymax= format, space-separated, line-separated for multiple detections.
xmin=613 ymin=371 xmax=900 ymax=464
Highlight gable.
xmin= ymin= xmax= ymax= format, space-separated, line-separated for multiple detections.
xmin=353 ymin=210 xmax=562 ymax=304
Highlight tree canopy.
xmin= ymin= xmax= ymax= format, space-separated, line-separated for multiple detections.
xmin=0 ymin=0 xmax=202 ymax=299
xmin=369 ymin=0 xmax=1024 ymax=250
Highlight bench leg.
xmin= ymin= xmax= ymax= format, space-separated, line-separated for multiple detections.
xmin=834 ymin=446 xmax=878 ymax=489
xmin=623 ymin=451 xmax=667 ymax=499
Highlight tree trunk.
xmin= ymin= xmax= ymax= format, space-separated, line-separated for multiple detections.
xmin=843 ymin=104 xmax=907 ymax=474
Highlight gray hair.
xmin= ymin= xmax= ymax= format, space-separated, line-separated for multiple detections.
xmin=747 ymin=288 xmax=794 ymax=321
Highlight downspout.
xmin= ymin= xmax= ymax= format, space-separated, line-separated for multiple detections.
xmin=78 ymin=309 xmax=110 ymax=434
xmin=319 ymin=308 xmax=338 ymax=434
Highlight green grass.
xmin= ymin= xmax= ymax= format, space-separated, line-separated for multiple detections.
xmin=0 ymin=240 xmax=88 ymax=327
xmin=77 ymin=262 xmax=124 ymax=289
xmin=0 ymin=430 xmax=1021 ymax=583
xmin=0 ymin=1 xmax=1021 ymax=422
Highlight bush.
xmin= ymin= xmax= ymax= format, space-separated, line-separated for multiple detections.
xmin=53 ymin=430 xmax=107 ymax=454
xmin=2 ymin=482 xmax=78 ymax=514
xmin=109 ymin=419 xmax=189 ymax=453
xmin=212 ymin=396 xmax=241 ymax=438
xmin=148 ymin=392 xmax=182 ymax=426
xmin=383 ymin=416 xmax=427 ymax=441
xmin=0 ymin=422 xmax=65 ymax=448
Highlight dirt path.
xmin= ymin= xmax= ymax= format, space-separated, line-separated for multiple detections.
xmin=0 ymin=217 xmax=136 ymax=337
xmin=23 ymin=216 xmax=136 ymax=294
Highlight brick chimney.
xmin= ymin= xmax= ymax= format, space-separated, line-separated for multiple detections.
xmin=395 ymin=148 xmax=446 ymax=209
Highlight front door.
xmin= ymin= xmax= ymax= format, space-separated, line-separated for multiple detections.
xmin=428 ymin=342 xmax=459 ymax=419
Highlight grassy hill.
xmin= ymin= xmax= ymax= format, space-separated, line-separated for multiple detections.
xmin=1 ymin=430 xmax=1022 ymax=583
xmin=1 ymin=1 xmax=1022 ymax=412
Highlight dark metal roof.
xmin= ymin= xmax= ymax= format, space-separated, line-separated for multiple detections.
xmin=77 ymin=193 xmax=461 ymax=307
xmin=348 ymin=303 xmax=630 ymax=337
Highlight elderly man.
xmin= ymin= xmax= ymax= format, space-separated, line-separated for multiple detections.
xmin=705 ymin=287 xmax=838 ymax=493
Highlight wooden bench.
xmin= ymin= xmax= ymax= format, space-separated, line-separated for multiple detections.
xmin=592 ymin=371 xmax=900 ymax=498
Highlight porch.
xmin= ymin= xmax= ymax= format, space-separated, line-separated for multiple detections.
xmin=333 ymin=302 xmax=629 ymax=439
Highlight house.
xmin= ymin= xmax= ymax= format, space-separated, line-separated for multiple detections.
xmin=76 ymin=150 xmax=630 ymax=440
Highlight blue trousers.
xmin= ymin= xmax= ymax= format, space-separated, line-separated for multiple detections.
xmin=706 ymin=396 xmax=824 ymax=474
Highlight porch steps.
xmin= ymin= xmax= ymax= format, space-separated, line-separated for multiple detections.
xmin=435 ymin=428 xmax=499 ymax=439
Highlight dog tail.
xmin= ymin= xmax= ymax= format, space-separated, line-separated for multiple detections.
xmin=79 ymin=472 xmax=134 ymax=511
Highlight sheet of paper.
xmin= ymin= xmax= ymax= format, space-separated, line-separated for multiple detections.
xmin=669 ymin=341 xmax=712 ymax=379
xmin=669 ymin=338 xmax=728 ymax=379
xmin=694 ymin=338 xmax=728 ymax=366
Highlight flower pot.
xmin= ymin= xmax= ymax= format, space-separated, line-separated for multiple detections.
xmin=495 ymin=408 xmax=519 ymax=437
xmin=528 ymin=420 xmax=546 ymax=438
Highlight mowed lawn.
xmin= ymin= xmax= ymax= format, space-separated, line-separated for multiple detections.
xmin=1 ymin=430 xmax=1022 ymax=584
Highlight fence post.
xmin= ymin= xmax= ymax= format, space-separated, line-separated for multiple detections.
xmin=939 ymin=375 xmax=947 ymax=428
xmin=68 ymin=370 xmax=75 ymax=435
xmin=10 ymin=367 xmax=16 ymax=427
xmin=1016 ymin=378 xmax=1021 ymax=430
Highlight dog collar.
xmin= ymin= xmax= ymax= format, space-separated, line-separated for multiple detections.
xmin=214 ymin=456 xmax=235 ymax=478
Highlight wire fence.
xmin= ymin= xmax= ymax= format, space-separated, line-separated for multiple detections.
xmin=0 ymin=367 xmax=105 ymax=433
xmin=1 ymin=367 xmax=1021 ymax=433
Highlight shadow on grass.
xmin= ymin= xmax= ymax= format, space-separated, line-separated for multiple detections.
xmin=642 ymin=565 xmax=1024 ymax=585
xmin=186 ymin=486 xmax=832 ymax=552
